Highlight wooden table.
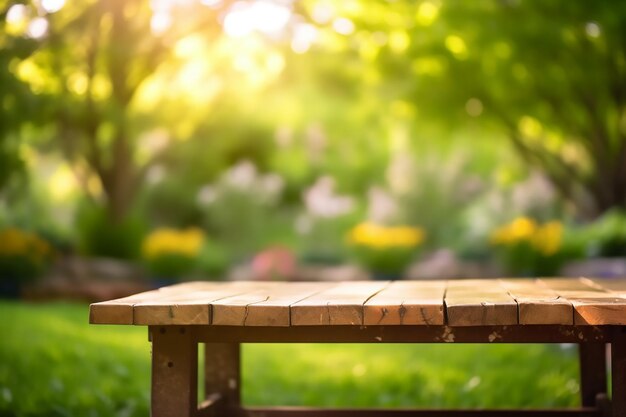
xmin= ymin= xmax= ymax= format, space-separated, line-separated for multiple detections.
xmin=90 ymin=278 xmax=626 ymax=417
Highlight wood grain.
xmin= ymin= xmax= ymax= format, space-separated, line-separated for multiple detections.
xmin=499 ymin=279 xmax=572 ymax=325
xmin=89 ymin=282 xmax=210 ymax=324
xmin=211 ymin=282 xmax=333 ymax=326
xmin=91 ymin=278 xmax=626 ymax=327
xmin=584 ymin=277 xmax=626 ymax=298
xmin=540 ymin=278 xmax=626 ymax=325
xmin=363 ymin=280 xmax=445 ymax=325
xmin=134 ymin=281 xmax=267 ymax=325
xmin=290 ymin=281 xmax=389 ymax=326
xmin=444 ymin=279 xmax=518 ymax=326
xmin=151 ymin=326 xmax=197 ymax=417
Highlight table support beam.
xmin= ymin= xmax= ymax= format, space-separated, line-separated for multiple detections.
xmin=579 ymin=343 xmax=608 ymax=408
xmin=151 ymin=326 xmax=198 ymax=417
xmin=612 ymin=330 xmax=626 ymax=417
xmin=204 ymin=342 xmax=241 ymax=414
xmin=238 ymin=407 xmax=602 ymax=417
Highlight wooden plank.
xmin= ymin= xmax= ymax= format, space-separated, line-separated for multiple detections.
xmin=499 ymin=279 xmax=573 ymax=325
xmin=194 ymin=324 xmax=614 ymax=344
xmin=151 ymin=326 xmax=197 ymax=417
xmin=290 ymin=281 xmax=389 ymax=326
xmin=89 ymin=282 xmax=214 ymax=325
xmin=583 ymin=277 xmax=626 ymax=298
xmin=211 ymin=282 xmax=333 ymax=326
xmin=363 ymin=280 xmax=445 ymax=325
xmin=444 ymin=279 xmax=518 ymax=326
xmin=133 ymin=281 xmax=268 ymax=325
xmin=540 ymin=278 xmax=626 ymax=325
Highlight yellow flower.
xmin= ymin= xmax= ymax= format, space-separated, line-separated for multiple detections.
xmin=490 ymin=217 xmax=537 ymax=245
xmin=347 ymin=222 xmax=425 ymax=249
xmin=532 ymin=221 xmax=563 ymax=256
xmin=490 ymin=217 xmax=563 ymax=256
xmin=0 ymin=228 xmax=52 ymax=260
xmin=142 ymin=227 xmax=205 ymax=260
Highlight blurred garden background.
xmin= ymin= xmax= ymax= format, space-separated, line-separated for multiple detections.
xmin=1 ymin=0 xmax=626 ymax=415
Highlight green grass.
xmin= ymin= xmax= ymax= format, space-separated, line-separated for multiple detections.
xmin=0 ymin=302 xmax=580 ymax=416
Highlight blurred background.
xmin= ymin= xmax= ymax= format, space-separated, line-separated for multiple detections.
xmin=2 ymin=0 xmax=626 ymax=292
xmin=1 ymin=0 xmax=626 ymax=415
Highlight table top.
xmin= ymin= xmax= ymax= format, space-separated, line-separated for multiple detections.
xmin=89 ymin=277 xmax=626 ymax=327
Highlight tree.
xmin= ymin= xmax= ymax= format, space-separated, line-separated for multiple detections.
xmin=312 ymin=0 xmax=626 ymax=218
xmin=418 ymin=1 xmax=626 ymax=218
xmin=0 ymin=3 xmax=39 ymax=193
xmin=10 ymin=0 xmax=223 ymax=223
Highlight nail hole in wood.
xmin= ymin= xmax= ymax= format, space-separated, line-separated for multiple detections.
xmin=179 ymin=328 xmax=185 ymax=334
xmin=160 ymin=327 xmax=166 ymax=334
xmin=167 ymin=361 xmax=174 ymax=368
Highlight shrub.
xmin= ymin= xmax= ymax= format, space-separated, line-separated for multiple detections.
xmin=346 ymin=222 xmax=425 ymax=276
xmin=489 ymin=217 xmax=568 ymax=276
xmin=584 ymin=209 xmax=626 ymax=257
xmin=142 ymin=228 xmax=205 ymax=279
xmin=77 ymin=204 xmax=146 ymax=260
xmin=0 ymin=227 xmax=53 ymax=282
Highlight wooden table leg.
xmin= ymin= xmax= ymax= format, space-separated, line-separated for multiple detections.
xmin=579 ymin=343 xmax=607 ymax=408
xmin=152 ymin=326 xmax=198 ymax=417
xmin=201 ymin=343 xmax=241 ymax=415
xmin=613 ymin=330 xmax=626 ymax=417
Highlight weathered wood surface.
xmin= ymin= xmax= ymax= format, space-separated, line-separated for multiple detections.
xmin=540 ymin=278 xmax=626 ymax=325
xmin=290 ymin=281 xmax=389 ymax=325
xmin=90 ymin=278 xmax=626 ymax=326
xmin=90 ymin=282 xmax=216 ymax=324
xmin=363 ymin=280 xmax=445 ymax=325
xmin=211 ymin=282 xmax=332 ymax=326
xmin=500 ymin=279 xmax=573 ymax=325
xmin=134 ymin=281 xmax=276 ymax=325
xmin=445 ymin=279 xmax=518 ymax=326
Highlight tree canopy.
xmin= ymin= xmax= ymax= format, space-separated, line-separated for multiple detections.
xmin=2 ymin=0 xmax=626 ymax=230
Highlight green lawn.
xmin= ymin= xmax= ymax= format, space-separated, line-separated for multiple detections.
xmin=0 ymin=301 xmax=580 ymax=416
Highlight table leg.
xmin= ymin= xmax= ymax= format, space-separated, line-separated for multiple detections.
xmin=203 ymin=343 xmax=241 ymax=415
xmin=152 ymin=326 xmax=198 ymax=417
xmin=613 ymin=331 xmax=626 ymax=417
xmin=579 ymin=343 xmax=607 ymax=407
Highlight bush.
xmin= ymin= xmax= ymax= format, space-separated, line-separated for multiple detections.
xmin=489 ymin=217 xmax=578 ymax=276
xmin=196 ymin=240 xmax=230 ymax=279
xmin=584 ymin=209 xmax=626 ymax=257
xmin=0 ymin=227 xmax=53 ymax=285
xmin=76 ymin=203 xmax=146 ymax=260
xmin=142 ymin=228 xmax=205 ymax=279
xmin=346 ymin=222 xmax=425 ymax=276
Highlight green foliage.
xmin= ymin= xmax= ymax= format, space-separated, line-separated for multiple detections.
xmin=4 ymin=0 xmax=626 ymax=258
xmin=348 ymin=245 xmax=417 ymax=277
xmin=0 ymin=228 xmax=54 ymax=284
xmin=0 ymin=302 xmax=579 ymax=416
xmin=196 ymin=240 xmax=230 ymax=279
xmin=338 ymin=0 xmax=626 ymax=217
xmin=199 ymin=161 xmax=292 ymax=258
xmin=584 ymin=209 xmax=626 ymax=257
xmin=0 ymin=255 xmax=46 ymax=284
xmin=298 ymin=215 xmax=357 ymax=265
xmin=493 ymin=241 xmax=566 ymax=277
xmin=76 ymin=203 xmax=146 ymax=260
xmin=143 ymin=253 xmax=195 ymax=279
